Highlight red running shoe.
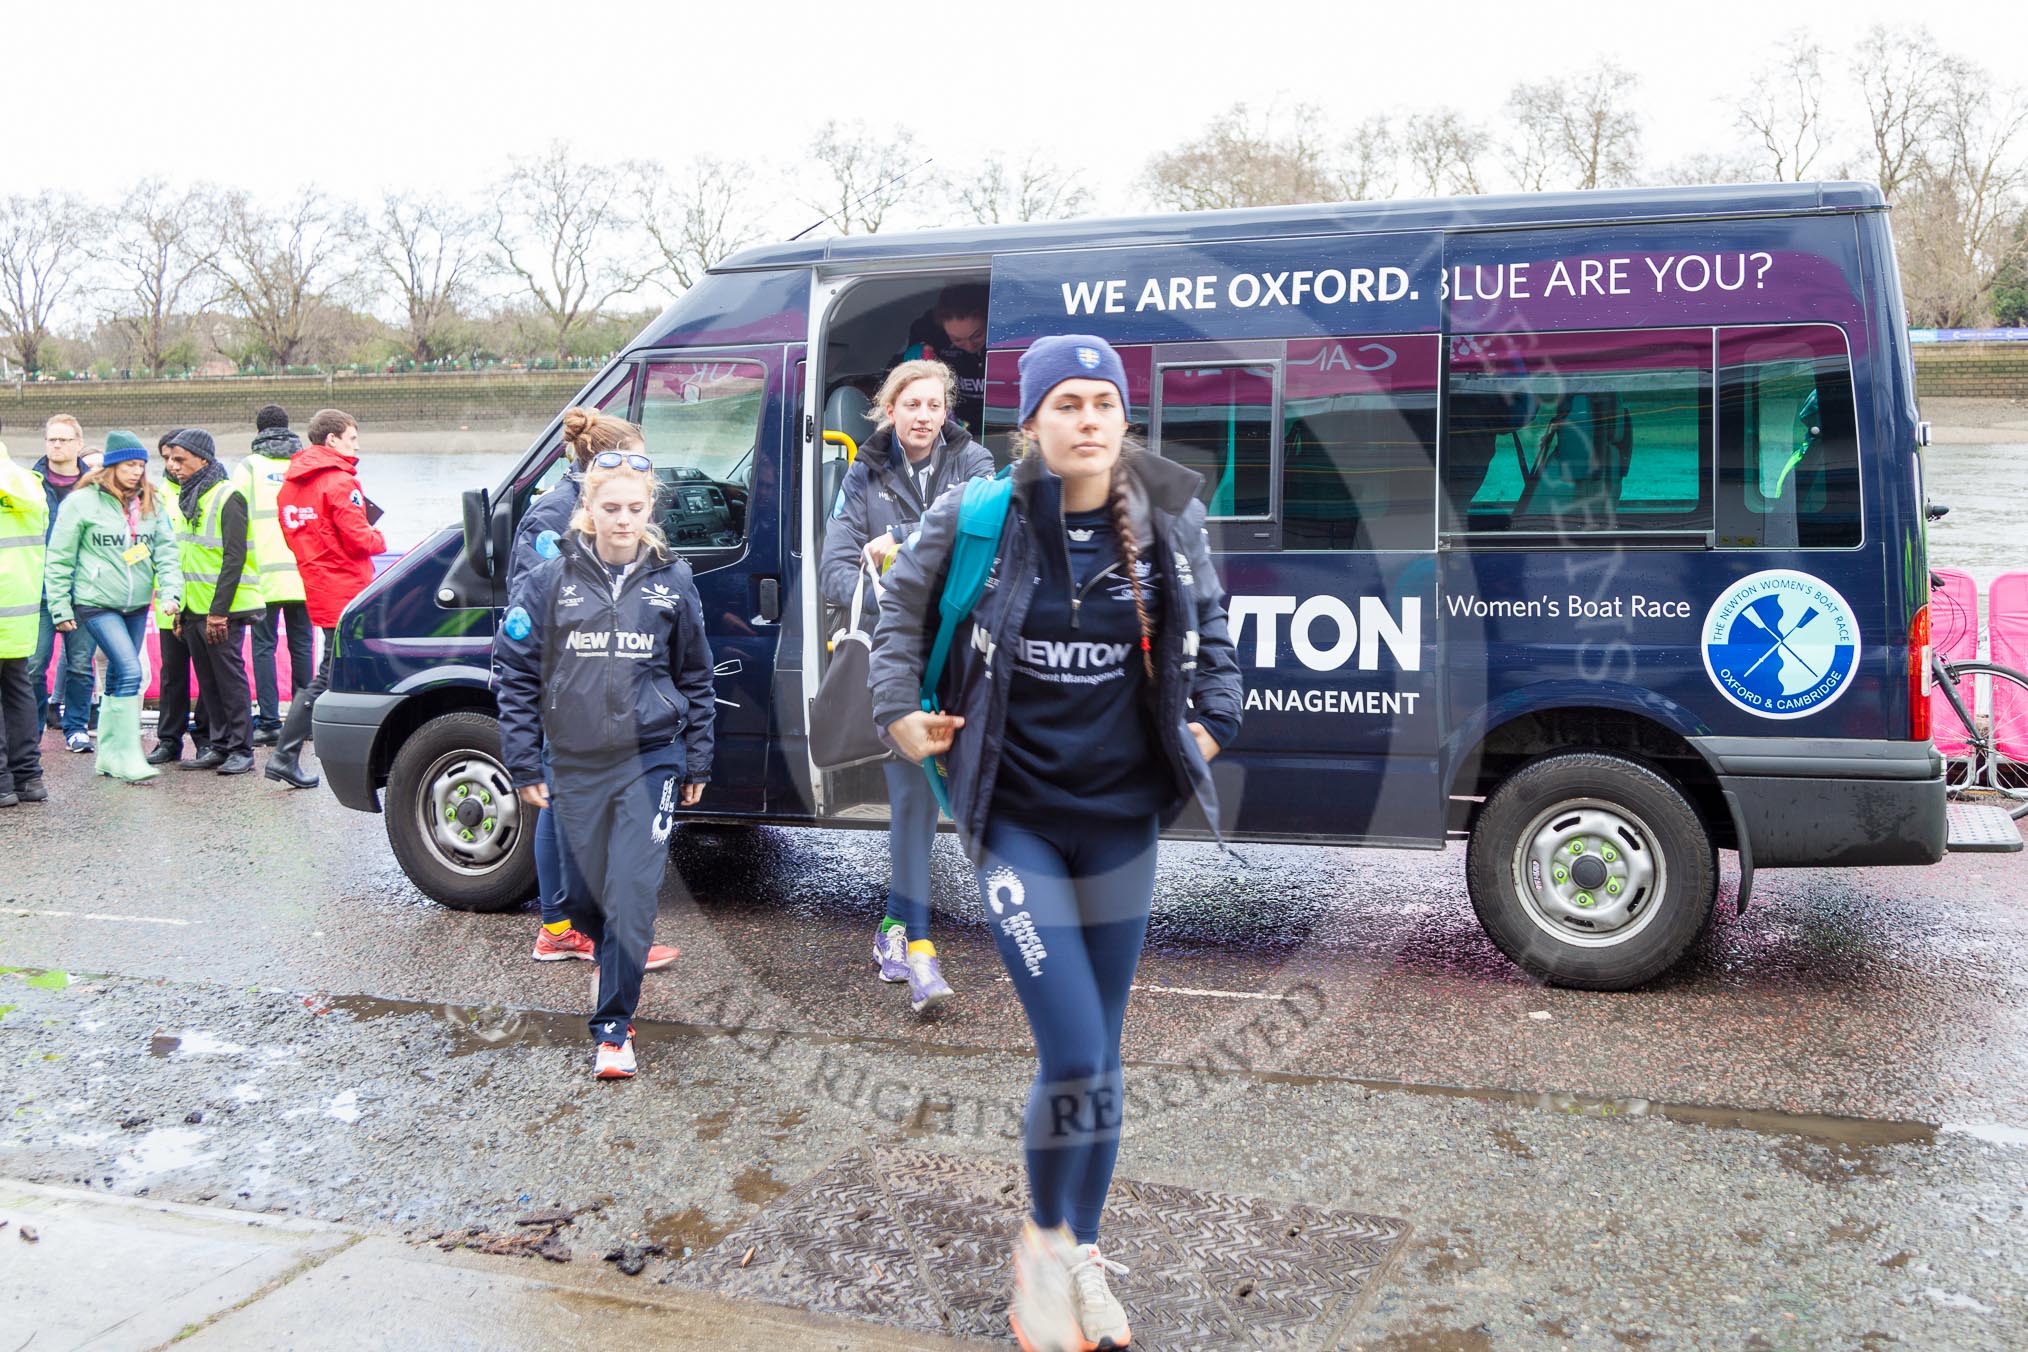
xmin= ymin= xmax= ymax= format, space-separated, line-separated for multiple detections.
xmin=645 ymin=943 xmax=680 ymax=971
xmin=532 ymin=926 xmax=596 ymax=962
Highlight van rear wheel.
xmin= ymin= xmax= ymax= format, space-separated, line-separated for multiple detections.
xmin=384 ymin=711 xmax=535 ymax=913
xmin=1466 ymin=752 xmax=1715 ymax=991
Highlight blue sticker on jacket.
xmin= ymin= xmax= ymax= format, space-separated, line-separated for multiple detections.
xmin=535 ymin=530 xmax=561 ymax=559
xmin=830 ymin=487 xmax=848 ymax=519
xmin=502 ymin=606 xmax=531 ymax=641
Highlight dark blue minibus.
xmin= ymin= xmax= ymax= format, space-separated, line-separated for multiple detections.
xmin=313 ymin=182 xmax=2005 ymax=990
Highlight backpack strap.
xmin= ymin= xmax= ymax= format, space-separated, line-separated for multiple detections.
xmin=919 ymin=466 xmax=1014 ymax=813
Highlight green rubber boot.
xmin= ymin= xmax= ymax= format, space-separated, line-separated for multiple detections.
xmin=94 ymin=695 xmax=159 ymax=782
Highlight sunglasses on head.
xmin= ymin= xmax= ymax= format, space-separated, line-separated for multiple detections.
xmin=592 ymin=451 xmax=653 ymax=471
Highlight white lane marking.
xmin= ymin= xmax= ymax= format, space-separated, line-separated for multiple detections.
xmin=996 ymin=976 xmax=1294 ymax=1001
xmin=8 ymin=908 xmax=190 ymax=926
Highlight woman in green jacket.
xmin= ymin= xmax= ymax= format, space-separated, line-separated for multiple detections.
xmin=44 ymin=432 xmax=181 ymax=781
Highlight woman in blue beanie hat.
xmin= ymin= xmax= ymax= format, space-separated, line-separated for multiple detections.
xmin=869 ymin=333 xmax=1244 ymax=1351
xmin=42 ymin=431 xmax=182 ymax=780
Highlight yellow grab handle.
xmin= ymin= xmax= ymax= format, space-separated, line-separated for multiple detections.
xmin=823 ymin=429 xmax=860 ymax=464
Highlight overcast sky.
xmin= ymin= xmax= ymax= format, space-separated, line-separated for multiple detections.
xmin=10 ymin=0 xmax=2027 ymax=231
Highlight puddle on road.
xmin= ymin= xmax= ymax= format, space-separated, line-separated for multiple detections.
xmin=645 ymin=1206 xmax=733 ymax=1259
xmin=317 ymin=992 xmax=1984 ymax=1157
xmin=730 ymin=1165 xmax=788 ymax=1206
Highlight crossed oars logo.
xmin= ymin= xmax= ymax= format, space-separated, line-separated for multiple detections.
xmin=1737 ymin=597 xmax=1824 ymax=683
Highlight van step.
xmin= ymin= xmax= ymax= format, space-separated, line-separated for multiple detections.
xmin=1945 ymin=802 xmax=2025 ymax=853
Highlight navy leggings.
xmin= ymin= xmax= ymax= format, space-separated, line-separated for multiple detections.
xmin=532 ymin=805 xmax=570 ymax=927
xmin=881 ymin=758 xmax=939 ymax=937
xmin=550 ymin=745 xmax=684 ymax=1046
xmin=978 ymin=813 xmax=1159 ymax=1246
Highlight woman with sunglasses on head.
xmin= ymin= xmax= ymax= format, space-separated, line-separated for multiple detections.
xmin=869 ymin=335 xmax=1243 ymax=1350
xmin=494 ymin=444 xmax=715 ymax=1080
xmin=818 ymin=358 xmax=993 ymax=1015
xmin=508 ymin=408 xmax=679 ymax=974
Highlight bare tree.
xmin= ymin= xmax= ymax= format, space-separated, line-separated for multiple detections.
xmin=99 ymin=180 xmax=216 ymax=375
xmin=1142 ymin=102 xmax=1346 ymax=211
xmin=206 ymin=192 xmax=353 ymax=369
xmin=370 ymin=192 xmax=482 ymax=364
xmin=805 ymin=121 xmax=922 ymax=235
xmin=0 ymin=191 xmax=96 ymax=375
xmin=1736 ymin=32 xmax=1832 ymax=181
xmin=950 ymin=152 xmax=1092 ymax=225
xmin=1342 ymin=118 xmax=1398 ymax=201
xmin=1507 ymin=64 xmax=1639 ymax=192
xmin=1854 ymin=24 xmax=1956 ymax=199
xmin=491 ymin=142 xmax=653 ymax=359
xmin=1897 ymin=63 xmax=2028 ymax=325
xmin=1402 ymin=110 xmax=1489 ymax=196
xmin=632 ymin=157 xmax=764 ymax=294
xmin=1653 ymin=151 xmax=1763 ymax=187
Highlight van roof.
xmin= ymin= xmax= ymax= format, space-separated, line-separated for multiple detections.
xmin=715 ymin=182 xmax=1886 ymax=271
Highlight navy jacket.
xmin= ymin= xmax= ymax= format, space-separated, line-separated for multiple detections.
xmin=494 ymin=536 xmax=716 ymax=788
xmin=507 ymin=472 xmax=580 ymax=587
xmin=867 ymin=451 xmax=1244 ymax=864
xmin=818 ymin=420 xmax=993 ymax=616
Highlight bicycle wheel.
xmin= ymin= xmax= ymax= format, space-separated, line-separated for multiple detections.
xmin=1943 ymin=661 xmax=2028 ymax=820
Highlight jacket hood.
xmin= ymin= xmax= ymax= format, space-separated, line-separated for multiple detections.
xmin=251 ymin=427 xmax=304 ymax=459
xmin=559 ymin=531 xmax=691 ymax=582
xmin=285 ymin=443 xmax=359 ymax=481
xmin=857 ymin=418 xmax=973 ymax=472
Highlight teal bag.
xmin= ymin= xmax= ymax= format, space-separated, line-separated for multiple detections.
xmin=918 ymin=466 xmax=1014 ymax=815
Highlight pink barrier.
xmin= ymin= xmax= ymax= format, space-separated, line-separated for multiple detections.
xmin=1929 ymin=567 xmax=1979 ymax=758
xmin=137 ymin=624 xmax=303 ymax=703
xmin=1987 ymin=572 xmax=2028 ymax=762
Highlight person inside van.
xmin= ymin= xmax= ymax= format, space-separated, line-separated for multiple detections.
xmin=494 ymin=451 xmax=715 ymax=1081
xmin=507 ymin=408 xmax=678 ymax=975
xmin=818 ymin=358 xmax=992 ymax=1016
xmin=896 ymin=284 xmax=989 ymax=433
xmin=869 ymin=334 xmax=1243 ymax=1351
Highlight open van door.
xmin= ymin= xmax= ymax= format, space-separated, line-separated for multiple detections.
xmin=984 ymin=236 xmax=1449 ymax=847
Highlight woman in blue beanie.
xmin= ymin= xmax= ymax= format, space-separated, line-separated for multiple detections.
xmin=869 ymin=334 xmax=1244 ymax=1350
xmin=42 ymin=431 xmax=181 ymax=781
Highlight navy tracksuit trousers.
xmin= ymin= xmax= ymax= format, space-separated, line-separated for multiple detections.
xmin=881 ymin=758 xmax=940 ymax=937
xmin=977 ymin=813 xmax=1159 ymax=1246
xmin=550 ymin=744 xmax=684 ymax=1046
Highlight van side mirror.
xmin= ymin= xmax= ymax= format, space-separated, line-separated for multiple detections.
xmin=461 ymin=488 xmax=494 ymax=580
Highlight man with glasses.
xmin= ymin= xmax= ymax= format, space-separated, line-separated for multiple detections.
xmin=28 ymin=415 xmax=99 ymax=751
xmin=267 ymin=408 xmax=384 ymax=789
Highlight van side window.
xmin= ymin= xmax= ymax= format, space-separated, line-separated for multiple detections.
xmin=1157 ymin=363 xmax=1276 ymax=519
xmin=1444 ymin=329 xmax=1712 ymax=538
xmin=1282 ymin=336 xmax=1438 ymax=550
xmin=521 ymin=362 xmax=637 ymax=506
xmin=639 ymin=359 xmax=768 ymax=554
xmin=1717 ymin=325 xmax=1861 ymax=548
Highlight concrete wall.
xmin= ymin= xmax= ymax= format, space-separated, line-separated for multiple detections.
xmin=1909 ymin=343 xmax=2028 ymax=399
xmin=3 ymin=346 xmax=2022 ymax=441
xmin=0 ymin=371 xmax=593 ymax=437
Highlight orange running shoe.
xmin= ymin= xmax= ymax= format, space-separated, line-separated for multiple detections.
xmin=645 ymin=943 xmax=680 ymax=972
xmin=532 ymin=926 xmax=596 ymax=962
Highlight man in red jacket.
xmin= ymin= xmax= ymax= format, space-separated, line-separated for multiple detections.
xmin=268 ymin=408 xmax=385 ymax=789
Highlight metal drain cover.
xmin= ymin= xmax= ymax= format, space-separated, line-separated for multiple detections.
xmin=669 ymin=1145 xmax=1408 ymax=1348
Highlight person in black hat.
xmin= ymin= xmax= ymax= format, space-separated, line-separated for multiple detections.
xmin=159 ymin=428 xmax=264 ymax=775
xmin=147 ymin=430 xmax=215 ymax=765
xmin=239 ymin=404 xmax=313 ymax=746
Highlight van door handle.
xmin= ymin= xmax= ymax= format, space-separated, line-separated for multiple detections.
xmin=756 ymin=577 xmax=781 ymax=624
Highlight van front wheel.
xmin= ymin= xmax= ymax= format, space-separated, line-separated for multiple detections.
xmin=1465 ymin=752 xmax=1715 ymax=991
xmin=384 ymin=711 xmax=535 ymax=913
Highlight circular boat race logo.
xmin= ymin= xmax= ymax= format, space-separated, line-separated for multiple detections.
xmin=1701 ymin=570 xmax=1861 ymax=719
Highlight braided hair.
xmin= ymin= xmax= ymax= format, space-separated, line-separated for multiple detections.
xmin=1106 ymin=451 xmax=1156 ymax=680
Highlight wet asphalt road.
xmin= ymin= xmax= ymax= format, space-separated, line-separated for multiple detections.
xmin=4 ymin=741 xmax=2026 ymax=1349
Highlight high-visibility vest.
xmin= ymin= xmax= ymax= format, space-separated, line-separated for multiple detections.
xmin=232 ymin=454 xmax=305 ymax=604
xmin=156 ymin=493 xmax=194 ymax=631
xmin=0 ymin=456 xmax=49 ymax=659
xmin=178 ymin=479 xmax=263 ymax=617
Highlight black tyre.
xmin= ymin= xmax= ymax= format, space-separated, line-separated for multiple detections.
xmin=1465 ymin=751 xmax=1716 ymax=991
xmin=384 ymin=711 xmax=535 ymax=912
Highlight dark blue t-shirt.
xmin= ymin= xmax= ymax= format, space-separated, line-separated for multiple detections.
xmin=992 ymin=506 xmax=1167 ymax=821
